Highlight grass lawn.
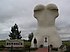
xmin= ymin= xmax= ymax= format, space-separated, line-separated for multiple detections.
xmin=0 ymin=40 xmax=6 ymax=46
xmin=62 ymin=41 xmax=70 ymax=46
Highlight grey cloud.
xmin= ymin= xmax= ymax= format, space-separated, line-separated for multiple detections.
xmin=0 ymin=0 xmax=29 ymax=22
xmin=0 ymin=0 xmax=70 ymax=40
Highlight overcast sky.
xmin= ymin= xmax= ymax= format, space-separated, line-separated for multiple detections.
xmin=0 ymin=0 xmax=70 ymax=40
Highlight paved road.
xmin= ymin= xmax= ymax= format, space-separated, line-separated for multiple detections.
xmin=26 ymin=48 xmax=48 ymax=52
xmin=35 ymin=48 xmax=48 ymax=52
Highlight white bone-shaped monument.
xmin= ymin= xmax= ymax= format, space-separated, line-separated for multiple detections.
xmin=31 ymin=4 xmax=62 ymax=48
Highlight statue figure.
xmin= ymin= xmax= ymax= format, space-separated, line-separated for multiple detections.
xmin=31 ymin=4 xmax=62 ymax=48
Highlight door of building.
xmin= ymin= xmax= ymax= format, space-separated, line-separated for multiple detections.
xmin=44 ymin=37 xmax=48 ymax=47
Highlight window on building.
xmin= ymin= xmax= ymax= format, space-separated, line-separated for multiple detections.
xmin=7 ymin=43 xmax=11 ymax=45
xmin=14 ymin=43 xmax=16 ymax=45
xmin=7 ymin=43 xmax=8 ymax=45
xmin=21 ymin=43 xmax=22 ymax=45
xmin=11 ymin=43 xmax=13 ymax=45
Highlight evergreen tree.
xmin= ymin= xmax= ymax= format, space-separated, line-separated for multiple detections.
xmin=9 ymin=24 xmax=22 ymax=39
xmin=28 ymin=33 xmax=33 ymax=42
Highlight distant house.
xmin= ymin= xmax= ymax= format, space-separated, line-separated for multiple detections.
xmin=6 ymin=39 xmax=24 ymax=47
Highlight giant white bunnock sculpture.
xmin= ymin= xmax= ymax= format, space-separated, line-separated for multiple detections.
xmin=31 ymin=4 xmax=62 ymax=48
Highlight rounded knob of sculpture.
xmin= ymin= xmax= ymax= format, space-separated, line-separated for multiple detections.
xmin=34 ymin=4 xmax=59 ymax=27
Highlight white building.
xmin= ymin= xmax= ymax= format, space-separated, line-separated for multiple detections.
xmin=6 ymin=39 xmax=24 ymax=47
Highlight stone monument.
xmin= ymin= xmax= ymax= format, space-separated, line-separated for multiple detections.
xmin=31 ymin=4 xmax=62 ymax=48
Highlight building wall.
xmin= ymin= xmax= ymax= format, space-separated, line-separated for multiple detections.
xmin=6 ymin=39 xmax=24 ymax=47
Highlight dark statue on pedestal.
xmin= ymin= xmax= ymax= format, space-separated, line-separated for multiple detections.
xmin=9 ymin=24 xmax=22 ymax=39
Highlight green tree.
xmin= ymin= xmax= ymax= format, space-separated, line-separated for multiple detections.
xmin=28 ymin=33 xmax=33 ymax=42
xmin=9 ymin=24 xmax=22 ymax=39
